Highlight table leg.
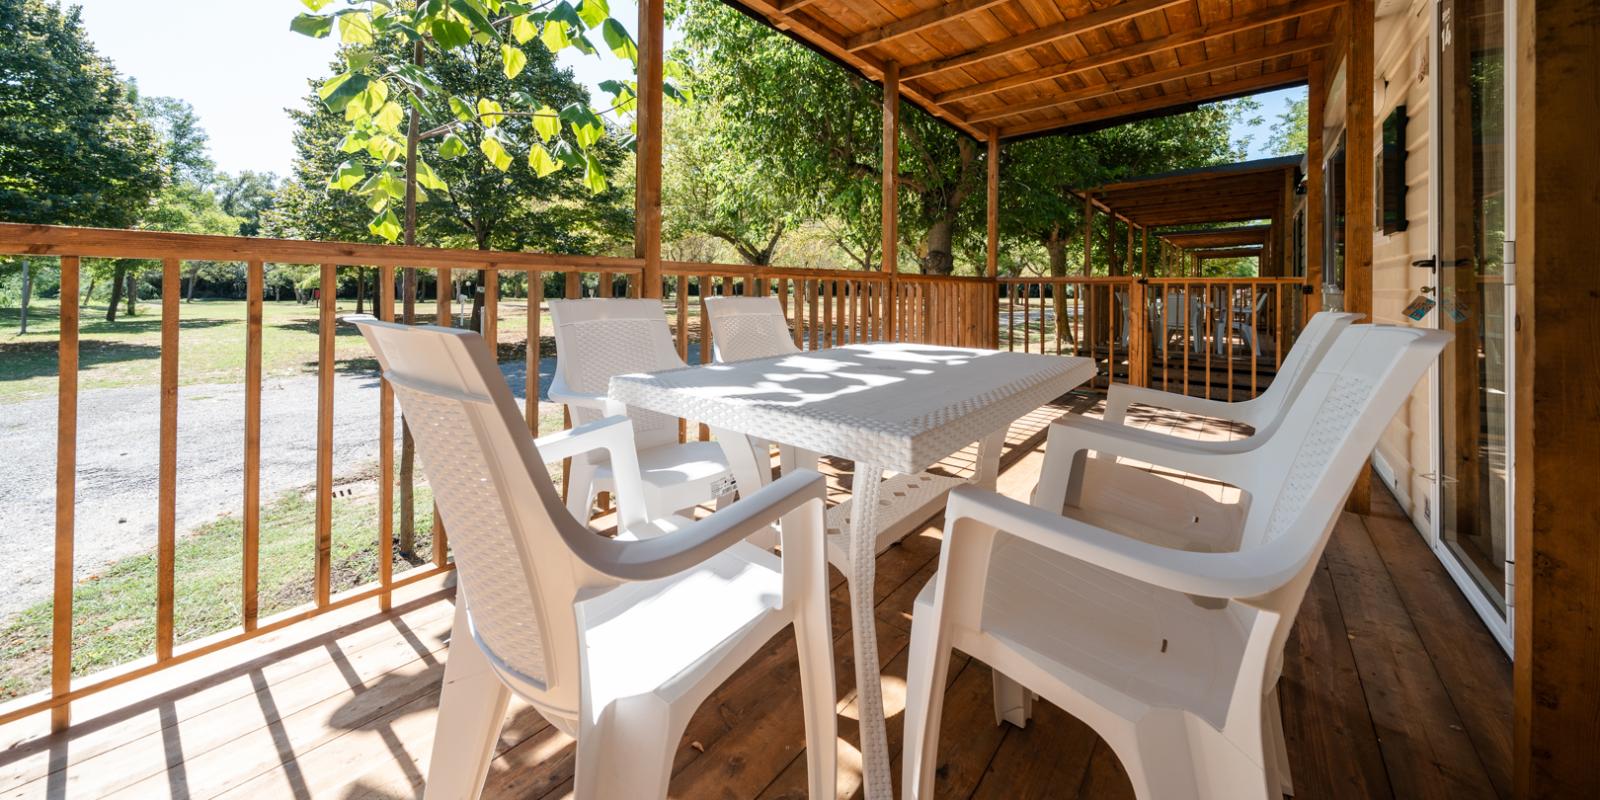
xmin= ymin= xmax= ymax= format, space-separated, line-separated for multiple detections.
xmin=846 ymin=462 xmax=893 ymax=800
xmin=973 ymin=429 xmax=1005 ymax=491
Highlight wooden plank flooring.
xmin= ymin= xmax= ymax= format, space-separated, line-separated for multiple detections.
xmin=0 ymin=397 xmax=1511 ymax=799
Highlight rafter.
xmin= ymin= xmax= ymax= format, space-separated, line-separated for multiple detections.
xmin=998 ymin=65 xmax=1309 ymax=138
xmin=899 ymin=0 xmax=1188 ymax=81
xmin=934 ymin=0 xmax=1342 ymax=105
xmin=966 ymin=35 xmax=1329 ymax=124
xmin=847 ymin=0 xmax=1012 ymax=52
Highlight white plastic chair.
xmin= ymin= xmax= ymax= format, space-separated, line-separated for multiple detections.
xmin=1102 ymin=311 xmax=1364 ymax=435
xmin=901 ymin=325 xmax=1449 ymax=800
xmin=703 ymin=295 xmax=799 ymax=362
xmin=1216 ymin=289 xmax=1270 ymax=357
xmin=1157 ymin=289 xmax=1206 ymax=354
xmin=548 ymin=299 xmax=733 ymax=525
xmin=351 ymin=317 xmax=838 ymax=800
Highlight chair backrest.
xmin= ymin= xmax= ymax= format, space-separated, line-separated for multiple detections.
xmin=1219 ymin=324 xmax=1447 ymax=738
xmin=354 ymin=317 xmax=616 ymax=724
xmin=704 ymin=296 xmax=799 ymax=362
xmin=1243 ymin=311 xmax=1363 ymax=432
xmin=548 ymin=299 xmax=684 ymax=448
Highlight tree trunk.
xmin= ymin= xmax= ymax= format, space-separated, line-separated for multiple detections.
xmin=355 ymin=268 xmax=366 ymax=315
xmin=17 ymin=259 xmax=31 ymax=335
xmin=1046 ymin=228 xmax=1076 ymax=346
xmin=397 ymin=38 xmax=425 ymax=558
xmin=185 ymin=269 xmax=198 ymax=302
xmin=125 ymin=270 xmax=136 ymax=317
xmin=82 ymin=277 xmax=95 ymax=308
xmin=923 ymin=217 xmax=956 ymax=275
xmin=106 ymin=263 xmax=126 ymax=322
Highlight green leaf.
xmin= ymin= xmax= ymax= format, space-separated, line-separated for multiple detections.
xmin=318 ymin=72 xmax=369 ymax=113
xmin=528 ymin=143 xmax=560 ymax=177
xmin=448 ymin=0 xmax=498 ymax=34
xmin=476 ymin=98 xmax=505 ymax=127
xmin=510 ymin=14 xmax=537 ymax=44
xmin=501 ymin=45 xmax=527 ymax=79
xmin=569 ymin=32 xmax=596 ymax=55
xmin=601 ymin=19 xmax=636 ymax=65
xmin=289 ymin=13 xmax=335 ymax=38
xmin=540 ymin=19 xmax=570 ymax=52
xmin=415 ymin=159 xmax=449 ymax=191
xmin=479 ymin=135 xmax=513 ymax=171
xmin=328 ymin=162 xmax=366 ymax=191
xmin=345 ymin=80 xmax=389 ymax=121
xmin=438 ymin=132 xmax=469 ymax=159
xmin=369 ymin=209 xmax=402 ymax=242
xmin=577 ymin=0 xmax=608 ymax=28
xmin=448 ymin=96 xmax=476 ymax=123
xmin=532 ymin=105 xmax=560 ymax=142
xmin=339 ymin=12 xmax=375 ymax=44
xmin=301 ymin=0 xmax=334 ymax=10
xmin=373 ymin=101 xmax=405 ymax=131
xmin=430 ymin=18 xmax=471 ymax=48
xmin=582 ymin=150 xmax=607 ymax=193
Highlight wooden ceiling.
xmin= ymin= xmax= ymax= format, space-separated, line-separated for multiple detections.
xmin=727 ymin=0 xmax=1340 ymax=140
xmin=1087 ymin=154 xmax=1301 ymax=227
xmin=1157 ymin=224 xmax=1272 ymax=248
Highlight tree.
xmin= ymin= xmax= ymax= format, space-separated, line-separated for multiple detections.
xmin=0 ymin=0 xmax=165 ymax=331
xmin=214 ymin=171 xmax=279 ymax=236
xmin=672 ymin=0 xmax=982 ymax=274
xmin=1266 ymin=93 xmax=1310 ymax=156
xmin=661 ymin=98 xmax=791 ymax=264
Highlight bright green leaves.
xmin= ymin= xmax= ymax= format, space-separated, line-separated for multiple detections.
xmin=510 ymin=14 xmax=537 ymax=44
xmin=340 ymin=12 xmax=375 ymax=44
xmin=540 ymin=19 xmax=571 ymax=53
xmin=601 ymin=19 xmax=636 ymax=65
xmin=533 ymin=105 xmax=560 ymax=142
xmin=370 ymin=208 xmax=402 ymax=241
xmin=582 ymin=150 xmax=607 ymax=193
xmin=318 ymin=72 xmax=369 ymax=114
xmin=415 ymin=159 xmax=448 ymax=191
xmin=577 ymin=0 xmax=609 ymax=29
xmin=479 ymin=135 xmax=513 ymax=171
xmin=372 ymin=101 xmax=405 ymax=131
xmin=501 ymin=44 xmax=527 ymax=79
xmin=328 ymin=162 xmax=366 ymax=191
xmin=562 ymin=104 xmax=605 ymax=148
xmin=475 ymin=98 xmax=506 ymax=127
xmin=430 ymin=17 xmax=471 ymax=48
xmin=438 ymin=132 xmax=469 ymax=159
xmin=300 ymin=0 xmax=335 ymax=11
xmin=528 ymin=143 xmax=560 ymax=177
xmin=290 ymin=13 xmax=335 ymax=38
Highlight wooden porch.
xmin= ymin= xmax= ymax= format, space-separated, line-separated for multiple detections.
xmin=0 ymin=396 xmax=1511 ymax=800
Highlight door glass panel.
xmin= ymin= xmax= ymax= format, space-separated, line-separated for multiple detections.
xmin=1437 ymin=0 xmax=1508 ymax=612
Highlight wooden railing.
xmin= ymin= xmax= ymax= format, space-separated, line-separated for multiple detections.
xmin=0 ymin=223 xmax=994 ymax=729
xmin=998 ymin=275 xmax=1313 ymax=399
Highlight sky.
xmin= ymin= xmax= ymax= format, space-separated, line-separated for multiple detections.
xmin=65 ymin=1 xmax=1301 ymax=177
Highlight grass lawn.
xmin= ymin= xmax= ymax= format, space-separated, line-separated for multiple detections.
xmin=0 ymin=296 xmax=555 ymax=405
xmin=0 ymin=473 xmax=445 ymax=701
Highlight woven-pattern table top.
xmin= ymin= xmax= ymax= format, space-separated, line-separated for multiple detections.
xmin=609 ymin=343 xmax=1095 ymax=474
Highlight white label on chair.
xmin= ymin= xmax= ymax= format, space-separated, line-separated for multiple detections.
xmin=711 ymin=474 xmax=738 ymax=497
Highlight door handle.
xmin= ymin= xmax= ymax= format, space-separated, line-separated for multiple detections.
xmin=1412 ymin=257 xmax=1438 ymax=270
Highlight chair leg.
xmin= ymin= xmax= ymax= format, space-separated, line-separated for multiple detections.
xmin=1266 ymin=686 xmax=1294 ymax=796
xmin=991 ymin=672 xmax=1034 ymax=728
xmin=576 ymin=695 xmax=682 ymax=800
xmin=424 ymin=599 xmax=512 ymax=800
xmin=565 ymin=459 xmax=597 ymax=524
xmin=901 ymin=602 xmax=955 ymax=800
xmin=793 ymin=587 xmax=838 ymax=800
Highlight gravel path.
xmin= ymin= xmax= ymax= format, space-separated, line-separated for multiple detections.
xmin=0 ymin=359 xmax=557 ymax=619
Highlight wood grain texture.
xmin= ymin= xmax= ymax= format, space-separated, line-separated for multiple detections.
xmin=50 ymin=255 xmax=80 ymax=732
xmin=244 ymin=260 xmax=263 ymax=628
xmin=156 ymin=257 xmax=180 ymax=661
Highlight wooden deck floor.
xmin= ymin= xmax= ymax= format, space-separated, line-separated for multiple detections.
xmin=0 ymin=398 xmax=1512 ymax=799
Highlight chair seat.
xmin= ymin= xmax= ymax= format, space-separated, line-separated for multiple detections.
xmin=595 ymin=440 xmax=731 ymax=490
xmin=1065 ymin=457 xmax=1247 ymax=555
xmin=581 ymin=518 xmax=785 ymax=703
xmin=942 ymin=532 xmax=1252 ymax=727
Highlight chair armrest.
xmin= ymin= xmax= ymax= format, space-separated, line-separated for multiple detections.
xmin=1102 ymin=382 xmax=1266 ymax=428
xmin=1033 ymin=416 xmax=1251 ymax=514
xmin=945 ymin=486 xmax=1296 ymax=600
xmin=534 ymin=416 xmax=648 ymax=532
xmin=580 ymin=471 xmax=829 ymax=583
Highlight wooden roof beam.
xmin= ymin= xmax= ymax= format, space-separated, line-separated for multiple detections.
xmin=847 ymin=0 xmax=1012 ymax=52
xmin=998 ymin=65 xmax=1309 ymax=138
xmin=900 ymin=0 xmax=1188 ymax=81
xmin=966 ymin=35 xmax=1330 ymax=124
xmin=934 ymin=0 xmax=1341 ymax=105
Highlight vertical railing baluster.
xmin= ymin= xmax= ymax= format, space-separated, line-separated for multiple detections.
xmin=528 ymin=269 xmax=542 ymax=435
xmin=376 ymin=263 xmax=393 ymax=613
xmin=244 ymin=260 xmax=264 ymax=625
xmin=431 ymin=267 xmax=450 ymax=567
xmin=484 ymin=269 xmax=499 ymax=353
xmin=50 ymin=255 xmax=80 ymax=732
xmin=156 ymin=257 xmax=181 ymax=658
xmin=315 ymin=263 xmax=336 ymax=607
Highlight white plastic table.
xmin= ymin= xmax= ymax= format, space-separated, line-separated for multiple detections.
xmin=609 ymin=342 xmax=1094 ymax=800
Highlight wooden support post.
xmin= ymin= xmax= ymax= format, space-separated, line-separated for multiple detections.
xmin=1344 ymin=0 xmax=1375 ymax=513
xmin=315 ymin=263 xmax=336 ymax=607
xmin=1514 ymin=0 xmax=1600 ymax=795
xmin=1141 ymin=226 xmax=1150 ymax=277
xmin=986 ymin=129 xmax=1000 ymax=277
xmin=1082 ymin=192 xmax=1094 ymax=276
xmin=1280 ymin=166 xmax=1296 ymax=277
xmin=156 ymin=257 xmax=179 ymax=660
xmin=50 ymin=256 xmax=79 ymax=731
xmin=883 ymin=61 xmax=900 ymax=337
xmin=244 ymin=260 xmax=263 ymax=626
xmin=635 ymin=0 xmax=664 ymax=298
xmin=1306 ymin=55 xmax=1326 ymax=312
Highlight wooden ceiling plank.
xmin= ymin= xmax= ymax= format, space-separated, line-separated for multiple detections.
xmin=998 ymin=63 xmax=1308 ymax=138
xmin=933 ymin=0 xmax=1339 ymax=104
xmin=847 ymin=0 xmax=1014 ymax=52
xmin=966 ymin=33 xmax=1329 ymax=122
xmin=900 ymin=0 xmax=1189 ymax=81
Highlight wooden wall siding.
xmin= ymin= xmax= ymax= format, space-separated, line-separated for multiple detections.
xmin=1513 ymin=0 xmax=1600 ymax=794
xmin=734 ymin=0 xmax=1340 ymax=140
